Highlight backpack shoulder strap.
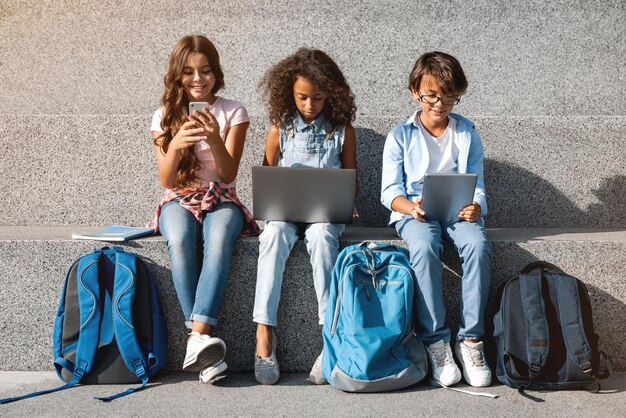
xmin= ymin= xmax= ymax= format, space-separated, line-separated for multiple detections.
xmin=95 ymin=249 xmax=152 ymax=402
xmin=518 ymin=271 xmax=550 ymax=380
xmin=521 ymin=260 xmax=564 ymax=275
xmin=1 ymin=251 xmax=103 ymax=404
xmin=553 ymin=274 xmax=594 ymax=375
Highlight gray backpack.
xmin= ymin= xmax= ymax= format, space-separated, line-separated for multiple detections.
xmin=493 ymin=261 xmax=610 ymax=395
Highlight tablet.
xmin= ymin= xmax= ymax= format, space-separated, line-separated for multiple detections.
xmin=420 ymin=173 xmax=477 ymax=221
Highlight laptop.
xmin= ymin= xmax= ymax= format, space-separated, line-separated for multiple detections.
xmin=252 ymin=166 xmax=356 ymax=223
xmin=420 ymin=173 xmax=477 ymax=221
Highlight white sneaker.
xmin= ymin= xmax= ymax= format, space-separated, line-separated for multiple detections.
xmin=183 ymin=332 xmax=226 ymax=372
xmin=308 ymin=353 xmax=327 ymax=385
xmin=426 ymin=340 xmax=462 ymax=386
xmin=199 ymin=360 xmax=228 ymax=384
xmin=454 ymin=340 xmax=492 ymax=387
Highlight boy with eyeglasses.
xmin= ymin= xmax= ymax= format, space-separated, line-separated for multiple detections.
xmin=380 ymin=51 xmax=492 ymax=388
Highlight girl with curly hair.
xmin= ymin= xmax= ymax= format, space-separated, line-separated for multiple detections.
xmin=253 ymin=48 xmax=358 ymax=385
xmin=150 ymin=35 xmax=259 ymax=384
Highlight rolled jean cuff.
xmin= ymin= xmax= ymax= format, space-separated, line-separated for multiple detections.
xmin=456 ymin=334 xmax=483 ymax=342
xmin=190 ymin=313 xmax=218 ymax=327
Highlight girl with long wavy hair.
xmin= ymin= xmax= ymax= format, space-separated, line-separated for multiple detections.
xmin=150 ymin=34 xmax=259 ymax=384
xmin=253 ymin=48 xmax=358 ymax=385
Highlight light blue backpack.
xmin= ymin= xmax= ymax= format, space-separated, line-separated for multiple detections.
xmin=321 ymin=242 xmax=428 ymax=392
xmin=1 ymin=247 xmax=168 ymax=404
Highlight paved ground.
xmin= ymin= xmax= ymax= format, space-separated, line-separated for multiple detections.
xmin=1 ymin=371 xmax=625 ymax=417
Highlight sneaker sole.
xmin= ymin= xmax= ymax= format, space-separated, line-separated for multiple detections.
xmin=183 ymin=339 xmax=226 ymax=372
xmin=308 ymin=374 xmax=327 ymax=385
xmin=199 ymin=360 xmax=228 ymax=384
xmin=459 ymin=368 xmax=491 ymax=387
xmin=433 ymin=369 xmax=462 ymax=387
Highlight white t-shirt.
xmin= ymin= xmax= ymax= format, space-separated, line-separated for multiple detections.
xmin=417 ymin=115 xmax=460 ymax=174
xmin=150 ymin=96 xmax=249 ymax=188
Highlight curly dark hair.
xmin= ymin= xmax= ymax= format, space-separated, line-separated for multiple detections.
xmin=154 ymin=35 xmax=224 ymax=188
xmin=259 ymin=48 xmax=356 ymax=128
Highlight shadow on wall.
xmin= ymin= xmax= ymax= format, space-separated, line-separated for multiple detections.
xmin=485 ymin=164 xmax=626 ymax=229
xmin=354 ymin=126 xmax=626 ymax=230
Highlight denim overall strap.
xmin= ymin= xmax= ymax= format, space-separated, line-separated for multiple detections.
xmin=279 ymin=115 xmax=343 ymax=169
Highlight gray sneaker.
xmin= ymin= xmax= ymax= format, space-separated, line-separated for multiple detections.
xmin=255 ymin=330 xmax=280 ymax=385
xmin=308 ymin=353 xmax=327 ymax=384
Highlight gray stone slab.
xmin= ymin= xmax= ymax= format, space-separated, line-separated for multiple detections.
xmin=1 ymin=371 xmax=626 ymax=417
xmin=1 ymin=115 xmax=624 ymax=228
xmin=1 ymin=231 xmax=625 ymax=372
xmin=0 ymin=1 xmax=624 ymax=117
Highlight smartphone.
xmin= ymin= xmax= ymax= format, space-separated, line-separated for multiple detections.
xmin=189 ymin=101 xmax=209 ymax=116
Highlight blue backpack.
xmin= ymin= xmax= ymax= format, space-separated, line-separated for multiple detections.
xmin=1 ymin=247 xmax=168 ymax=404
xmin=322 ymin=242 xmax=428 ymax=392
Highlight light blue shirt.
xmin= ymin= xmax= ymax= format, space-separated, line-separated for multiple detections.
xmin=380 ymin=111 xmax=488 ymax=225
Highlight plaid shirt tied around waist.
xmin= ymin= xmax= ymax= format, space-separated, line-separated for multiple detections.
xmin=149 ymin=182 xmax=260 ymax=236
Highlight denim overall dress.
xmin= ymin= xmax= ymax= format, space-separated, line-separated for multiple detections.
xmin=253 ymin=112 xmax=348 ymax=326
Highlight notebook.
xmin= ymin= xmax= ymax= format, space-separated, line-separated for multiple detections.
xmin=71 ymin=226 xmax=155 ymax=242
xmin=252 ymin=166 xmax=356 ymax=223
xmin=420 ymin=173 xmax=478 ymax=221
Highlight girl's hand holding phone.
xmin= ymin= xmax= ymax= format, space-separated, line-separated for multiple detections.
xmin=190 ymin=108 xmax=222 ymax=145
xmin=170 ymin=121 xmax=207 ymax=151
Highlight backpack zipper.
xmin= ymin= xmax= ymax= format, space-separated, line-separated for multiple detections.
xmin=330 ymin=251 xmax=414 ymax=337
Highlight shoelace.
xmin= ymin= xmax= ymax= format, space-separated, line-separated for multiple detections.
xmin=431 ymin=347 xmax=454 ymax=368
xmin=429 ymin=380 xmax=498 ymax=399
xmin=463 ymin=344 xmax=486 ymax=367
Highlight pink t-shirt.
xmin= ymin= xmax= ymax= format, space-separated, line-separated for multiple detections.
xmin=150 ymin=96 xmax=249 ymax=188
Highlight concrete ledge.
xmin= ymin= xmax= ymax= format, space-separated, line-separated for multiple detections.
xmin=1 ymin=227 xmax=625 ymax=372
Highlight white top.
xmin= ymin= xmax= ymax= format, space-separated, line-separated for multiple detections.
xmin=416 ymin=114 xmax=460 ymax=175
xmin=150 ymin=96 xmax=249 ymax=188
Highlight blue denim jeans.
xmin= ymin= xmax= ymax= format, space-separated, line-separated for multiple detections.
xmin=253 ymin=221 xmax=345 ymax=327
xmin=395 ymin=216 xmax=492 ymax=345
xmin=159 ymin=200 xmax=243 ymax=328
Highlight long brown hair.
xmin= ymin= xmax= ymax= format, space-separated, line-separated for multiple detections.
xmin=154 ymin=35 xmax=224 ymax=188
xmin=259 ymin=48 xmax=356 ymax=128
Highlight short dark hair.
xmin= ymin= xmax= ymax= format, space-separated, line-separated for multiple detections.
xmin=408 ymin=51 xmax=468 ymax=97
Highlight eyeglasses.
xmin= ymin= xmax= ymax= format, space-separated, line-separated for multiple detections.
xmin=417 ymin=92 xmax=461 ymax=106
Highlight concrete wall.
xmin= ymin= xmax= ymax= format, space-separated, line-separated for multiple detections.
xmin=0 ymin=0 xmax=624 ymax=372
